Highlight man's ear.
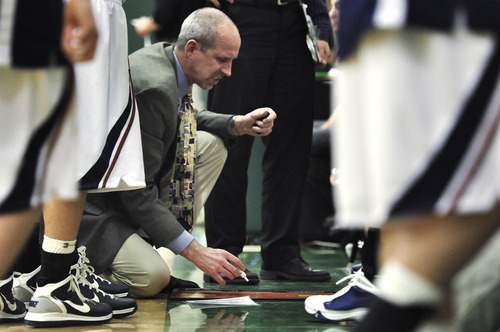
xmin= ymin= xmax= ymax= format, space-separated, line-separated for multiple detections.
xmin=185 ymin=39 xmax=199 ymax=59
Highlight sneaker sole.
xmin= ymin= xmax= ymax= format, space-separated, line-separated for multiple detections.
xmin=305 ymin=305 xmax=367 ymax=322
xmin=24 ymin=312 xmax=112 ymax=328
xmin=112 ymin=304 xmax=138 ymax=318
xmin=0 ymin=312 xmax=26 ymax=322
xmin=260 ymin=270 xmax=331 ymax=282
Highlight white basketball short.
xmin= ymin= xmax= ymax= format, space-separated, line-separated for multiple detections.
xmin=59 ymin=0 xmax=145 ymax=193
xmin=0 ymin=67 xmax=79 ymax=212
xmin=334 ymin=21 xmax=500 ymax=227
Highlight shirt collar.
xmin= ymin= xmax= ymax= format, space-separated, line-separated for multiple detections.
xmin=173 ymin=51 xmax=190 ymax=100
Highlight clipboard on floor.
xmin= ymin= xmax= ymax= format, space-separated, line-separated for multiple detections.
xmin=170 ymin=289 xmax=335 ymax=300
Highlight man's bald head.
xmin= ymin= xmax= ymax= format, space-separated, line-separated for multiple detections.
xmin=175 ymin=8 xmax=239 ymax=52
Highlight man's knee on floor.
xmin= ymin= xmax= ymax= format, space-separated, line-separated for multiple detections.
xmin=128 ymin=263 xmax=171 ymax=298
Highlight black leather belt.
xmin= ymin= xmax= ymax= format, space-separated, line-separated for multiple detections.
xmin=236 ymin=0 xmax=300 ymax=7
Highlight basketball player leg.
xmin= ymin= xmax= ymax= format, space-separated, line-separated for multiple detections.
xmin=357 ymin=203 xmax=500 ymax=331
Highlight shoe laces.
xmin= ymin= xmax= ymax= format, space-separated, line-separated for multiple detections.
xmin=72 ymin=247 xmax=114 ymax=299
xmin=77 ymin=247 xmax=115 ymax=286
xmin=73 ymin=246 xmax=95 ymax=278
xmin=335 ymin=269 xmax=379 ymax=295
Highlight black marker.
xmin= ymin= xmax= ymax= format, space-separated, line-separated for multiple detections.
xmin=257 ymin=111 xmax=270 ymax=122
xmin=255 ymin=111 xmax=270 ymax=134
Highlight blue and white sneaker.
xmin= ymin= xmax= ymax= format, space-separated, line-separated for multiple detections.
xmin=13 ymin=266 xmax=40 ymax=304
xmin=304 ymin=269 xmax=378 ymax=322
xmin=25 ymin=275 xmax=112 ymax=327
xmin=350 ymin=263 xmax=362 ymax=274
xmin=75 ymin=280 xmax=137 ymax=319
xmin=72 ymin=246 xmax=130 ymax=298
xmin=0 ymin=274 xmax=27 ymax=322
xmin=72 ymin=259 xmax=137 ymax=318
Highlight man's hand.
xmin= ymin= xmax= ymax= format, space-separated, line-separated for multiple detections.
xmin=317 ymin=40 xmax=331 ymax=68
xmin=202 ymin=310 xmax=248 ymax=331
xmin=180 ymin=240 xmax=245 ymax=285
xmin=61 ymin=0 xmax=98 ymax=64
xmin=230 ymin=108 xmax=276 ymax=137
xmin=132 ymin=16 xmax=160 ymax=37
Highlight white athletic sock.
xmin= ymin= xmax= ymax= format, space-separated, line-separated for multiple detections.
xmin=41 ymin=235 xmax=76 ymax=254
xmin=376 ymin=259 xmax=444 ymax=307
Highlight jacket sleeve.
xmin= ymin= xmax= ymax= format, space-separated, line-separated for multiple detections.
xmin=305 ymin=0 xmax=334 ymax=48
xmin=196 ymin=108 xmax=234 ymax=143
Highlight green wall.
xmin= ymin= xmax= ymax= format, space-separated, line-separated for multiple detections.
xmin=246 ymin=139 xmax=265 ymax=236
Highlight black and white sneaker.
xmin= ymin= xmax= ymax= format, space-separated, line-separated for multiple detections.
xmin=13 ymin=265 xmax=40 ymax=304
xmin=76 ymin=282 xmax=137 ymax=318
xmin=72 ymin=246 xmax=130 ymax=297
xmin=73 ymin=264 xmax=137 ymax=318
xmin=72 ymin=246 xmax=137 ymax=318
xmin=24 ymin=275 xmax=112 ymax=327
xmin=0 ymin=274 xmax=27 ymax=322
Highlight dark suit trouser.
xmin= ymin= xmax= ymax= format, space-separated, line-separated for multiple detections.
xmin=205 ymin=2 xmax=315 ymax=267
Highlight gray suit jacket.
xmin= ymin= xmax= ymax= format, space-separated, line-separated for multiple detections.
xmin=78 ymin=43 xmax=233 ymax=273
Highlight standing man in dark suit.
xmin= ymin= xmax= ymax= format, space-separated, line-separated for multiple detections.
xmin=204 ymin=0 xmax=333 ymax=283
xmin=77 ymin=8 xmax=277 ymax=298
xmin=133 ymin=0 xmax=206 ymax=43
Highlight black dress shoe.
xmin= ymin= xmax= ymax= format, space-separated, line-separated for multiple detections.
xmin=203 ymin=269 xmax=260 ymax=285
xmin=160 ymin=276 xmax=200 ymax=293
xmin=260 ymin=258 xmax=331 ymax=282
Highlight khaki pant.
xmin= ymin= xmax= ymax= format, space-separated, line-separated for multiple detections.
xmin=101 ymin=131 xmax=227 ymax=297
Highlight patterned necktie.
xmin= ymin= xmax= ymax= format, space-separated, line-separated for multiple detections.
xmin=167 ymin=92 xmax=197 ymax=232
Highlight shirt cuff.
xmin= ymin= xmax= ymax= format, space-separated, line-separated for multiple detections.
xmin=166 ymin=230 xmax=194 ymax=254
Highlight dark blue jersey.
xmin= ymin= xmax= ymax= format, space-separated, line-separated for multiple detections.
xmin=338 ymin=0 xmax=500 ymax=60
